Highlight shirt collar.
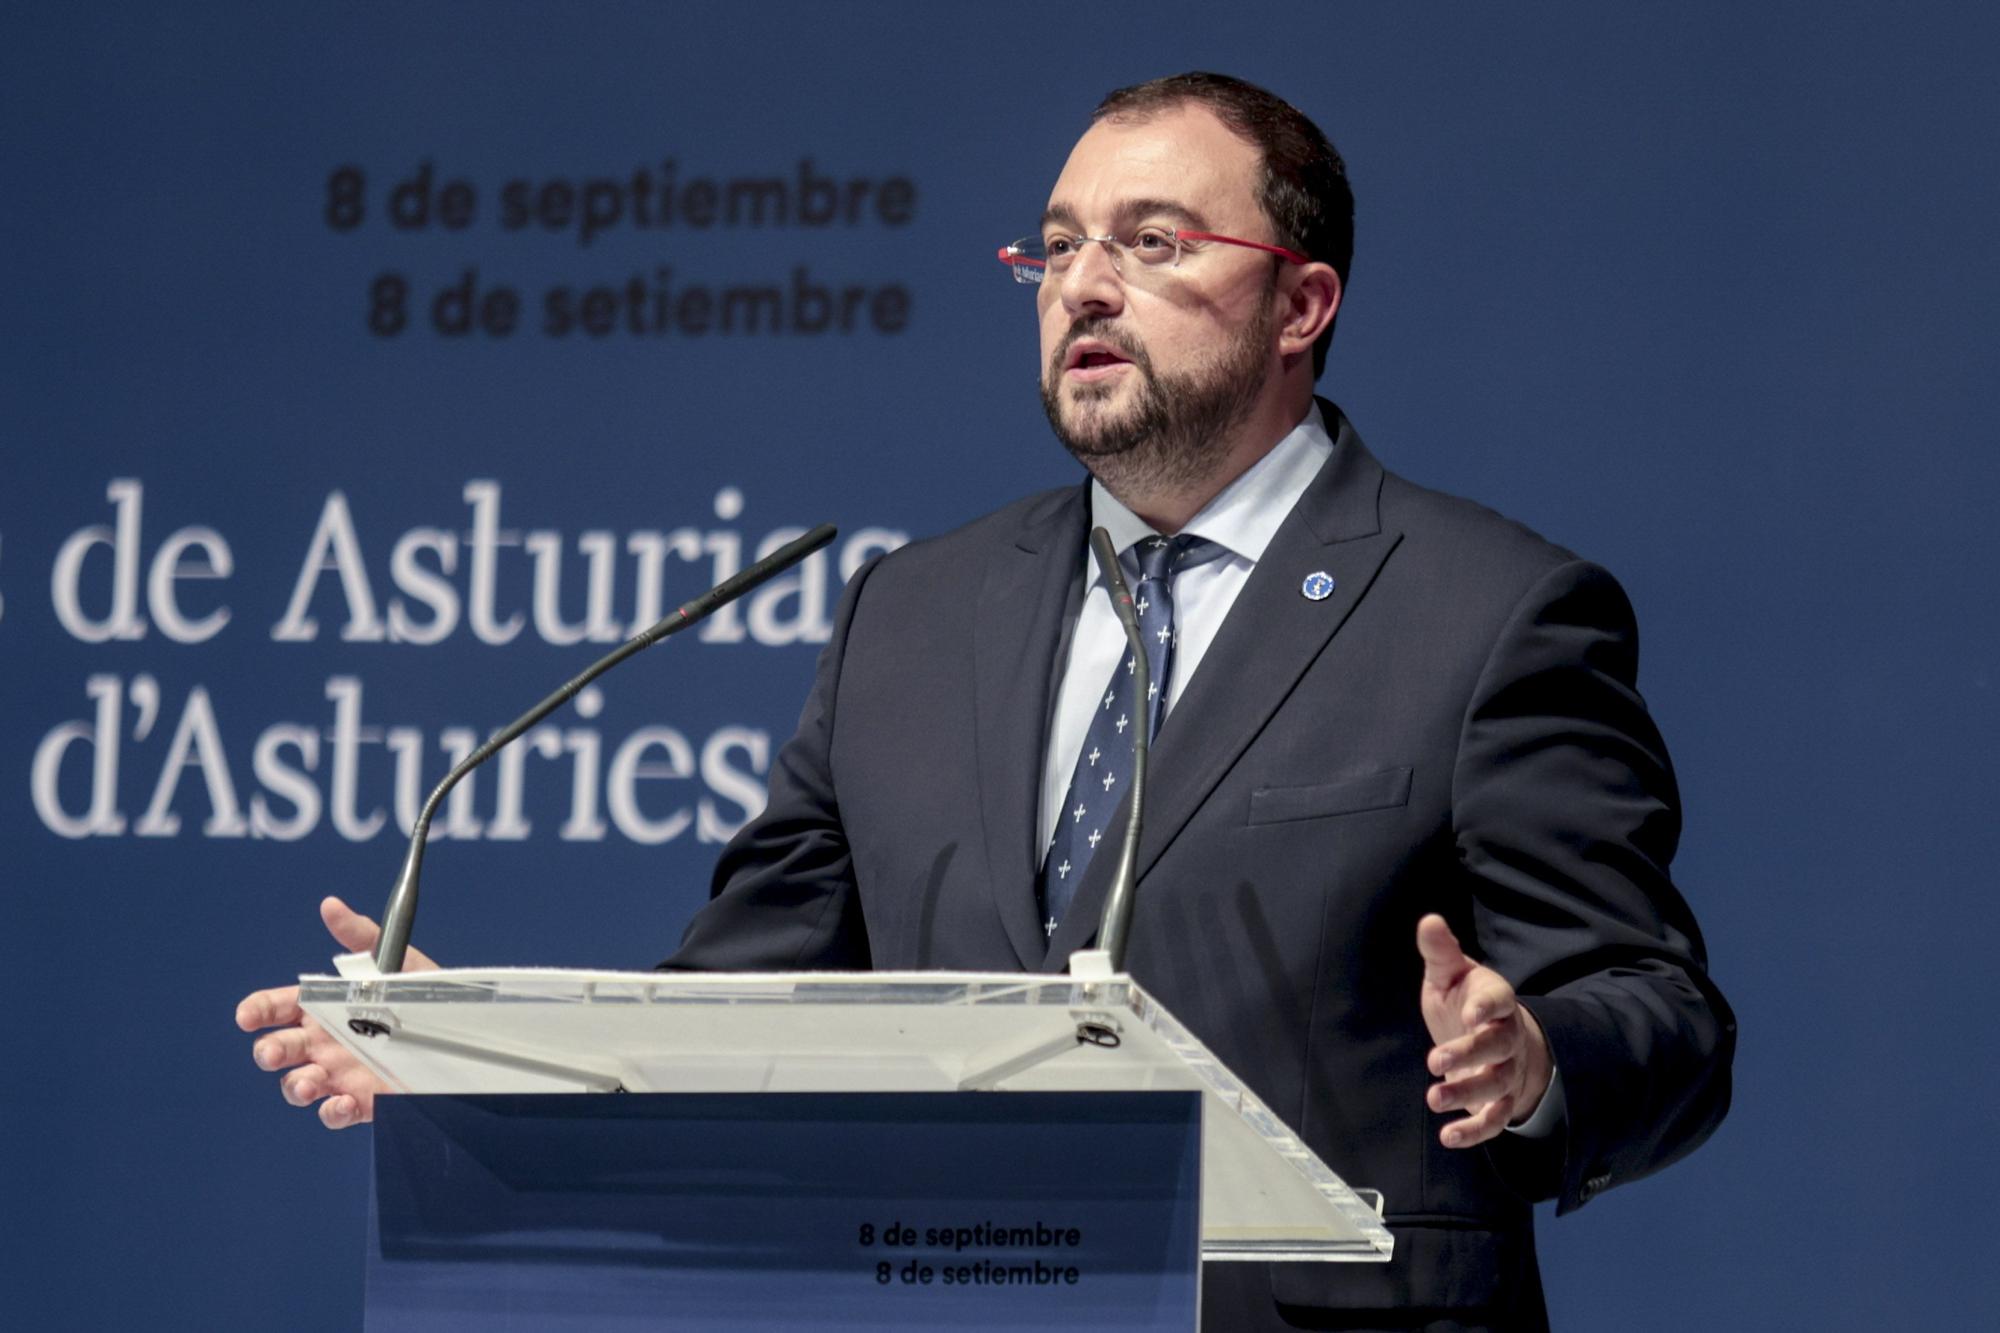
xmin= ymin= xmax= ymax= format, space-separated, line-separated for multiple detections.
xmin=1086 ymin=401 xmax=1336 ymax=576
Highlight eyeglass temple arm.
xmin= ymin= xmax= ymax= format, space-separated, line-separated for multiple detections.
xmin=1175 ymin=231 xmax=1311 ymax=265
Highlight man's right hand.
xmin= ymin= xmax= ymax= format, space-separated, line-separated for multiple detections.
xmin=234 ymin=896 xmax=438 ymax=1129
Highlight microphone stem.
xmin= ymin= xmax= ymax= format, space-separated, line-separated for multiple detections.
xmin=1087 ymin=527 xmax=1148 ymax=974
xmin=372 ymin=523 xmax=838 ymax=973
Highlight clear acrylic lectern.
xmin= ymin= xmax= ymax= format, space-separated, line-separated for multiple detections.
xmin=301 ymin=963 xmax=1392 ymax=1266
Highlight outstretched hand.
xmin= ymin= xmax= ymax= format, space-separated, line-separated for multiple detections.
xmin=1416 ymin=913 xmax=1552 ymax=1149
xmin=234 ymin=896 xmax=437 ymax=1130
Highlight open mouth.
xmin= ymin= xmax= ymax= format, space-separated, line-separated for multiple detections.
xmin=1064 ymin=339 xmax=1135 ymax=376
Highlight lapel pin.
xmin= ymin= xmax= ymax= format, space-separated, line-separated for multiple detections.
xmin=1301 ymin=571 xmax=1336 ymax=601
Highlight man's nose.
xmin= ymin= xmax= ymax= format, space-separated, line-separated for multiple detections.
xmin=1058 ymin=238 xmax=1125 ymax=316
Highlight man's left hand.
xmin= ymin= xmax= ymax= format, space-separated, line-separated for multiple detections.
xmin=1417 ymin=913 xmax=1553 ymax=1148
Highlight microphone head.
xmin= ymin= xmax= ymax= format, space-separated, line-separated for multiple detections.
xmin=1088 ymin=527 xmax=1142 ymax=632
xmin=1088 ymin=526 xmax=1122 ymax=594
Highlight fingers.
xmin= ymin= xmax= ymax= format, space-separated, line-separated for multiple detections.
xmin=324 ymin=894 xmax=441 ymax=971
xmin=1438 ymin=1090 xmax=1516 ymax=1149
xmin=281 ymin=1064 xmax=326 ymax=1107
xmin=235 ymin=984 xmax=302 ymax=1033
xmin=320 ymin=896 xmax=382 ymax=952
xmin=319 ymin=1093 xmax=372 ymax=1130
xmin=1428 ymin=1055 xmax=1517 ymax=1114
xmin=1428 ymin=1007 xmax=1527 ymax=1147
xmin=269 ymin=1042 xmax=382 ymax=1129
xmin=277 ymin=1045 xmax=378 ymax=1122
xmin=1415 ymin=914 xmax=1470 ymax=989
xmin=1428 ymin=1014 xmax=1520 ymax=1077
xmin=252 ymin=1027 xmax=315 ymax=1072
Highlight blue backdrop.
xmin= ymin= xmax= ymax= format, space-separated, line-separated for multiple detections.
xmin=3 ymin=3 xmax=1995 ymax=1327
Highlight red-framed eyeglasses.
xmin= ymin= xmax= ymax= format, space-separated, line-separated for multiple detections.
xmin=997 ymin=226 xmax=1310 ymax=285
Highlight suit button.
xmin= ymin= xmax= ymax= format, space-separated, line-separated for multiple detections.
xmin=1580 ymin=1171 xmax=1611 ymax=1201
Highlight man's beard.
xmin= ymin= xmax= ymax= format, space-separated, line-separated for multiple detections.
xmin=1039 ymin=301 xmax=1275 ymax=497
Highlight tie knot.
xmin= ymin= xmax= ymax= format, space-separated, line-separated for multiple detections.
xmin=1134 ymin=534 xmax=1220 ymax=583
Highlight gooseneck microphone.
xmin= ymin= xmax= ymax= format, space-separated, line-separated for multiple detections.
xmin=371 ymin=522 xmax=839 ymax=973
xmin=1086 ymin=526 xmax=1149 ymax=974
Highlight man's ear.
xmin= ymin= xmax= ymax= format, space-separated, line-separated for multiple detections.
xmin=1278 ymin=263 xmax=1341 ymax=358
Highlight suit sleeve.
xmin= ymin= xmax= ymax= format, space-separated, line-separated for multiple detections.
xmin=658 ymin=556 xmax=881 ymax=972
xmin=1455 ymin=560 xmax=1736 ymax=1214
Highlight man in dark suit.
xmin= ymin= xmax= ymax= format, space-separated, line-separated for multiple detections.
xmin=241 ymin=73 xmax=1731 ymax=1331
xmin=669 ymin=74 xmax=1733 ymax=1329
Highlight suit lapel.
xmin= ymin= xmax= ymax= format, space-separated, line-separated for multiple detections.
xmin=973 ymin=486 xmax=1089 ymax=970
xmin=1042 ymin=411 xmax=1401 ymax=970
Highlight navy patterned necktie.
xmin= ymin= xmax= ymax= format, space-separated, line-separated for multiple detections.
xmin=1037 ymin=534 xmax=1223 ymax=938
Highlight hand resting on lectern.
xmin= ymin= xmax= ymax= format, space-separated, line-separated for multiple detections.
xmin=235 ymin=896 xmax=435 ymax=1129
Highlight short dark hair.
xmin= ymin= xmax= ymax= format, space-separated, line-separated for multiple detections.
xmin=1093 ymin=72 xmax=1353 ymax=377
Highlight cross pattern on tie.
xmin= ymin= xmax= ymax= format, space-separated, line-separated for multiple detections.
xmin=1038 ymin=534 xmax=1221 ymax=937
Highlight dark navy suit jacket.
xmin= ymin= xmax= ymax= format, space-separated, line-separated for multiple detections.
xmin=668 ymin=407 xmax=1734 ymax=1330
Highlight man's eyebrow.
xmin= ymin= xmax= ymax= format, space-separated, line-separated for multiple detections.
xmin=1113 ymin=197 xmax=1207 ymax=230
xmin=1039 ymin=198 xmax=1209 ymax=233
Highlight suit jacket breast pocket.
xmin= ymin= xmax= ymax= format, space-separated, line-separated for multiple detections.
xmin=1247 ymin=766 xmax=1413 ymax=826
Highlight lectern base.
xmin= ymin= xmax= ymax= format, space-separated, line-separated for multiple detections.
xmin=366 ymin=1091 xmax=1201 ymax=1332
